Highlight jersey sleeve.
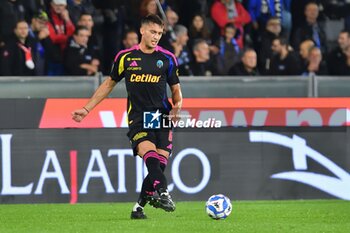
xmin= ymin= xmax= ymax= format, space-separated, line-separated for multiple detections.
xmin=110 ymin=51 xmax=129 ymax=82
xmin=167 ymin=55 xmax=180 ymax=86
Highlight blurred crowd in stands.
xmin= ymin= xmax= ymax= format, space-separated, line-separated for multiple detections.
xmin=0 ymin=0 xmax=350 ymax=77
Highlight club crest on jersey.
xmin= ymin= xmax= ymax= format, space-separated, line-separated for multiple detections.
xmin=156 ymin=60 xmax=163 ymax=68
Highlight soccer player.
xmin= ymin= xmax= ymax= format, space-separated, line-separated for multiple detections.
xmin=71 ymin=14 xmax=182 ymax=219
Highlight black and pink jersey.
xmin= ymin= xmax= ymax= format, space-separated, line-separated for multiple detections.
xmin=110 ymin=45 xmax=180 ymax=125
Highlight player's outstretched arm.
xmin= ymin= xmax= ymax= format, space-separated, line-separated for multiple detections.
xmin=72 ymin=76 xmax=117 ymax=122
xmin=169 ymin=83 xmax=183 ymax=122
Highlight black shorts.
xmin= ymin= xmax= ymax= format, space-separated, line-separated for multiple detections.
xmin=127 ymin=124 xmax=173 ymax=157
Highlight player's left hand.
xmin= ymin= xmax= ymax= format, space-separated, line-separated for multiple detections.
xmin=71 ymin=108 xmax=89 ymax=123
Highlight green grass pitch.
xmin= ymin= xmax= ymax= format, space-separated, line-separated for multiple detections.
xmin=0 ymin=200 xmax=349 ymax=233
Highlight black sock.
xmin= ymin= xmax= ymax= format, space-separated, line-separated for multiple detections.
xmin=143 ymin=151 xmax=168 ymax=192
xmin=137 ymin=152 xmax=168 ymax=206
xmin=159 ymin=155 xmax=167 ymax=172
xmin=161 ymin=162 xmax=166 ymax=171
xmin=137 ymin=175 xmax=153 ymax=207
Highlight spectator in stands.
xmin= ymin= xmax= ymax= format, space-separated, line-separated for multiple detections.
xmin=258 ymin=16 xmax=283 ymax=74
xmin=322 ymin=0 xmax=350 ymax=31
xmin=122 ymin=30 xmax=139 ymax=49
xmin=299 ymin=39 xmax=315 ymax=71
xmin=77 ymin=12 xmax=101 ymax=62
xmin=177 ymin=0 xmax=212 ymax=27
xmin=67 ymin=0 xmax=95 ymax=25
xmin=211 ymin=0 xmax=251 ymax=48
xmin=302 ymin=46 xmax=328 ymax=76
xmin=188 ymin=14 xmax=212 ymax=45
xmin=269 ymin=36 xmax=301 ymax=75
xmin=22 ymin=0 xmax=45 ymax=21
xmin=248 ymin=0 xmax=292 ymax=36
xmin=190 ymin=39 xmax=218 ymax=76
xmin=93 ymin=1 xmax=126 ymax=74
xmin=48 ymin=0 xmax=75 ymax=51
xmin=327 ymin=30 xmax=350 ymax=75
xmin=299 ymin=39 xmax=315 ymax=61
xmin=64 ymin=26 xmax=99 ymax=75
xmin=228 ymin=48 xmax=259 ymax=76
xmin=158 ymin=0 xmax=171 ymax=11
xmin=172 ymin=24 xmax=193 ymax=76
xmin=29 ymin=10 xmax=59 ymax=76
xmin=291 ymin=0 xmax=325 ymax=33
xmin=121 ymin=0 xmax=141 ymax=29
xmin=159 ymin=7 xmax=178 ymax=51
xmin=166 ymin=6 xmax=179 ymax=28
xmin=344 ymin=46 xmax=350 ymax=75
xmin=139 ymin=0 xmax=158 ymax=18
xmin=77 ymin=12 xmax=95 ymax=37
xmin=0 ymin=0 xmax=28 ymax=47
xmin=292 ymin=2 xmax=327 ymax=55
xmin=188 ymin=13 xmax=219 ymax=57
xmin=166 ymin=7 xmax=179 ymax=41
xmin=215 ymin=23 xmax=240 ymax=75
xmin=47 ymin=0 xmax=75 ymax=75
xmin=0 ymin=20 xmax=36 ymax=76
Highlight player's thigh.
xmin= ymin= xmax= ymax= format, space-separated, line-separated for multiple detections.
xmin=128 ymin=124 xmax=157 ymax=156
xmin=137 ymin=140 xmax=157 ymax=157
xmin=155 ymin=129 xmax=172 ymax=159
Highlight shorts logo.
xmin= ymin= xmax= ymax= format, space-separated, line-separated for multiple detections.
xmin=156 ymin=60 xmax=163 ymax=68
xmin=132 ymin=132 xmax=147 ymax=141
xmin=143 ymin=110 xmax=162 ymax=129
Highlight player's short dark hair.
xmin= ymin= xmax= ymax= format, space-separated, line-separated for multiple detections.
xmin=141 ymin=14 xmax=164 ymax=28
xmin=74 ymin=25 xmax=89 ymax=35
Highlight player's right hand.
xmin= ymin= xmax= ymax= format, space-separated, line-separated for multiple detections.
xmin=71 ymin=108 xmax=88 ymax=123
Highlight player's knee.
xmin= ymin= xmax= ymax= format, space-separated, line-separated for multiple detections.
xmin=137 ymin=141 xmax=157 ymax=157
xmin=143 ymin=150 xmax=160 ymax=169
xmin=157 ymin=149 xmax=169 ymax=159
xmin=143 ymin=150 xmax=168 ymax=172
xmin=157 ymin=153 xmax=168 ymax=171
